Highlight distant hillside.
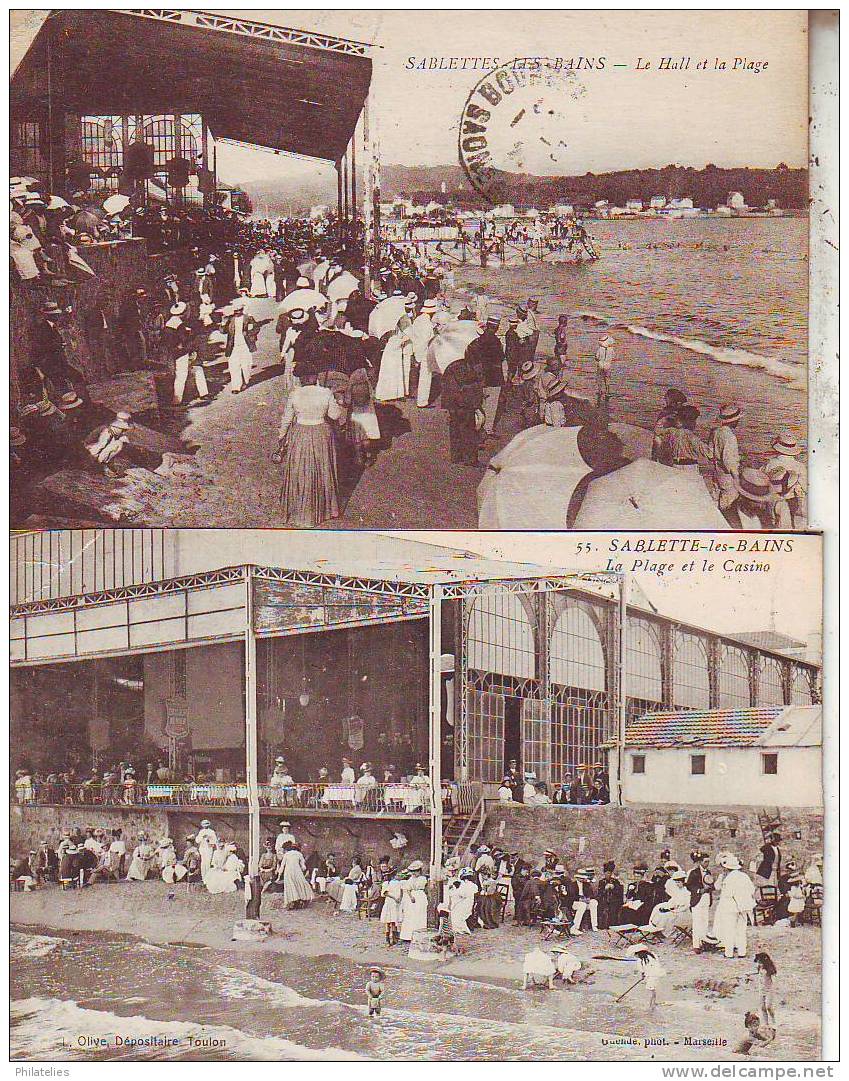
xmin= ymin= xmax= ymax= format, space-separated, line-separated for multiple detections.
xmin=238 ymin=163 xmax=807 ymax=216
xmin=382 ymin=163 xmax=808 ymax=210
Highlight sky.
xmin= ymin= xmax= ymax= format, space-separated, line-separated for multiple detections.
xmin=212 ymin=9 xmax=808 ymax=186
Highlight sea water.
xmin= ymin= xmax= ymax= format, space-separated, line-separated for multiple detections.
xmin=457 ymin=216 xmax=808 ymax=460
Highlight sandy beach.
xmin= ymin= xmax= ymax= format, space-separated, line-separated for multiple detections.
xmin=12 ymin=882 xmax=821 ymax=1060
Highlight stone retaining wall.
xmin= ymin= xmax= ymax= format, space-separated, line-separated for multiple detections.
xmin=481 ymin=804 xmax=824 ymax=870
xmin=10 ymin=803 xmax=431 ymax=869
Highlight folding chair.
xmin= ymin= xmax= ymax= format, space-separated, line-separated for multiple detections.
xmin=668 ymin=925 xmax=691 ymax=947
xmin=494 ymin=882 xmax=510 ymax=922
xmin=607 ymin=924 xmax=644 ymax=948
xmin=540 ymin=919 xmax=572 ymax=941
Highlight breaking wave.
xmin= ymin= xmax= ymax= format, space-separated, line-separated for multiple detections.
xmin=574 ymin=309 xmax=806 ymax=391
xmin=10 ymin=997 xmax=364 ymax=1061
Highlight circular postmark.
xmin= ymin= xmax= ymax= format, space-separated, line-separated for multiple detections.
xmin=458 ymin=58 xmax=586 ymax=203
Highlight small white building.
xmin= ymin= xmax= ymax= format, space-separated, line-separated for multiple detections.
xmin=727 ymin=190 xmax=747 ymax=211
xmin=553 ymin=203 xmax=575 ymax=217
xmin=668 ymin=196 xmax=694 ymax=210
xmin=607 ymin=705 xmax=822 ymax=808
xmin=625 ymin=199 xmax=644 ymax=212
xmin=649 ymin=195 xmax=667 ymax=210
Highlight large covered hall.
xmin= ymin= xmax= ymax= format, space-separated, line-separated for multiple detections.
xmin=10 ymin=530 xmax=821 ymax=879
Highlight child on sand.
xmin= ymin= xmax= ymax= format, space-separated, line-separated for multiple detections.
xmin=629 ymin=946 xmax=667 ymax=1012
xmin=366 ymin=968 xmax=385 ymax=1017
xmin=735 ymin=1010 xmax=776 ymax=1055
xmin=753 ymin=952 xmax=777 ymax=1028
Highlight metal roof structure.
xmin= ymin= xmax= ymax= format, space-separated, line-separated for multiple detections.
xmin=11 ymin=8 xmax=373 ymax=162
xmin=614 ymin=704 xmax=822 ymax=749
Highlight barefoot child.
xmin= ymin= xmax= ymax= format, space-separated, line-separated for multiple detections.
xmin=366 ymin=967 xmax=386 ymax=1017
xmin=629 ymin=946 xmax=667 ymax=1012
xmin=753 ymin=952 xmax=777 ymax=1028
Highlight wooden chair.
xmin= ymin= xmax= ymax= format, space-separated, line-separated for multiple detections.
xmin=494 ymin=882 xmax=510 ymax=921
xmin=668 ymin=925 xmax=691 ymax=947
xmin=753 ymin=885 xmax=779 ymax=926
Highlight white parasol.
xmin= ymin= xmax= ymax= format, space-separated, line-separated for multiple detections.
xmin=572 ymin=458 xmax=728 ymax=529
xmin=368 ymin=295 xmax=408 ymax=339
xmin=278 ymin=287 xmax=328 ymax=313
xmin=325 ymin=269 xmax=361 ymax=302
xmin=426 ymin=320 xmax=482 ymax=373
xmin=102 ymin=193 xmax=131 ymax=215
xmin=477 ymin=425 xmax=592 ymax=528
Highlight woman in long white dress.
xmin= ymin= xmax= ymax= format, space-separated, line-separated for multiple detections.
xmin=399 ymin=861 xmax=429 ymax=942
xmin=712 ymin=854 xmax=756 ymax=958
xmin=279 ymin=843 xmax=314 ymax=908
xmin=446 ymin=871 xmax=478 ymax=941
xmin=157 ymin=836 xmax=177 ymax=880
xmin=375 ymin=311 xmax=415 ymax=402
xmin=249 ymin=250 xmax=275 ymax=297
xmin=195 ymin=821 xmax=218 ymax=885
xmin=205 ymin=842 xmax=244 ymax=895
xmin=126 ymin=834 xmax=156 ymax=881
xmin=339 ymin=878 xmax=359 ymax=915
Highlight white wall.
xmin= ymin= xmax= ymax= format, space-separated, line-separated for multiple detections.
xmin=617 ymin=746 xmax=822 ymax=808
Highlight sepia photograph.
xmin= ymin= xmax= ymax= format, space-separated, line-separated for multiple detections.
xmin=10 ymin=9 xmax=811 ymax=531
xmin=10 ymin=528 xmax=824 ymax=1061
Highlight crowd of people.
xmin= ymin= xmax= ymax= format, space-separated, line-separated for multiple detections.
xmin=12 ymin=171 xmax=807 ymax=529
xmin=497 ymin=762 xmax=610 ymax=805
xmin=13 ymin=754 xmax=435 ymax=812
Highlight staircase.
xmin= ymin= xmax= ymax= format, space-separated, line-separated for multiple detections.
xmin=444 ymin=797 xmax=487 ymax=866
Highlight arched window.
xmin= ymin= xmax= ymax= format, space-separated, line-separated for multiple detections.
xmin=672 ymin=631 xmax=711 ymax=709
xmin=550 ymin=600 xmax=606 ymax=691
xmin=791 ymin=666 xmax=815 ymax=706
xmin=717 ymin=645 xmax=751 ymax=708
xmin=626 ymin=618 xmax=663 ymax=703
xmin=757 ymin=657 xmax=786 ymax=706
xmin=467 ymin=589 xmax=535 ymax=679
xmin=80 ymin=114 xmax=123 ymax=193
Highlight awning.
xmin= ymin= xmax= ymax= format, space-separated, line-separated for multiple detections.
xmin=12 ymin=9 xmax=373 ymax=162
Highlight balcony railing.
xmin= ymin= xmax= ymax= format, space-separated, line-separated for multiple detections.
xmin=13 ymin=780 xmax=447 ymax=816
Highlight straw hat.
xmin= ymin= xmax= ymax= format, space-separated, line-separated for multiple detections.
xmin=517 ymin=360 xmax=542 ymax=382
xmin=772 ymin=431 xmax=803 ymax=456
xmin=717 ymin=403 xmax=742 ymax=424
xmin=421 ymin=298 xmax=439 ymax=314
xmin=737 ymin=467 xmax=775 ymax=505
xmin=407 ymin=859 xmax=424 ymax=872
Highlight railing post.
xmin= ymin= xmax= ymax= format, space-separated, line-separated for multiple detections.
xmin=428 ymin=584 xmax=443 ymax=882
xmin=244 ymin=568 xmax=260 ymax=889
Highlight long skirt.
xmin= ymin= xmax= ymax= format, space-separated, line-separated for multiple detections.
xmin=279 ymin=423 xmax=339 ymax=527
xmin=399 ymin=889 xmax=428 ymax=941
xmin=281 ymin=863 xmax=314 ymax=907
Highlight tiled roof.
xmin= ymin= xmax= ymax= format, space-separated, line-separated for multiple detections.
xmin=621 ymin=707 xmax=786 ymax=748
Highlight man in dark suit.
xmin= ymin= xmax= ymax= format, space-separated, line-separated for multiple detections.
xmin=685 ymin=849 xmax=714 ymax=951
xmin=597 ymin=860 xmax=625 ymax=929
xmin=441 ymin=349 xmax=484 ymax=465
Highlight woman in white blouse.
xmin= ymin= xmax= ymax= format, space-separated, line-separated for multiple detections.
xmin=273 ymin=370 xmax=344 ymax=527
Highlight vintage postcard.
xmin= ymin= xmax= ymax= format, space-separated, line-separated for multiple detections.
xmin=9 ymin=9 xmax=817 ymax=530
xmin=10 ymin=527 xmax=824 ymax=1061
